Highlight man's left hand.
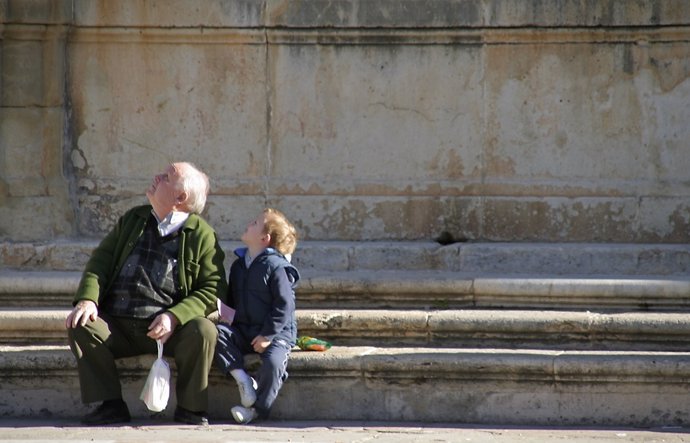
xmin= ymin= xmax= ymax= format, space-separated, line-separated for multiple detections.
xmin=147 ymin=312 xmax=179 ymax=343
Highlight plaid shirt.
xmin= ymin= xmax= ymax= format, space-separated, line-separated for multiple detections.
xmin=102 ymin=216 xmax=181 ymax=319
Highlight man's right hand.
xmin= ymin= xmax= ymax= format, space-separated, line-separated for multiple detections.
xmin=65 ymin=300 xmax=98 ymax=329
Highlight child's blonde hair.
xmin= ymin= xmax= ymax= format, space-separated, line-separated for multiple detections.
xmin=263 ymin=208 xmax=298 ymax=256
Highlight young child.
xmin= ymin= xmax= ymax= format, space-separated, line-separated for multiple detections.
xmin=214 ymin=208 xmax=299 ymax=424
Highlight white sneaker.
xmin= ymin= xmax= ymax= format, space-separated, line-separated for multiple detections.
xmin=236 ymin=376 xmax=257 ymax=407
xmin=231 ymin=405 xmax=258 ymax=424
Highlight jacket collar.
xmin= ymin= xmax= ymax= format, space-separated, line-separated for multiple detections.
xmin=134 ymin=204 xmax=199 ymax=231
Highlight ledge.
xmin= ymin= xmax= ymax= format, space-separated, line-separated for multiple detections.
xmin=62 ymin=1 xmax=690 ymax=29
xmin=3 ymin=345 xmax=690 ymax=384
xmin=3 ymin=344 xmax=690 ymax=424
xmin=5 ymin=308 xmax=690 ymax=351
xmin=3 ymin=269 xmax=690 ymax=310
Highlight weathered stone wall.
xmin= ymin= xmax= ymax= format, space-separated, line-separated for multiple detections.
xmin=0 ymin=0 xmax=75 ymax=240
xmin=1 ymin=0 xmax=690 ymax=242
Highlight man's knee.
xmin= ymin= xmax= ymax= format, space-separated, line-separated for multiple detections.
xmin=177 ymin=317 xmax=217 ymax=347
xmin=67 ymin=323 xmax=95 ymax=348
xmin=66 ymin=326 xmax=81 ymax=356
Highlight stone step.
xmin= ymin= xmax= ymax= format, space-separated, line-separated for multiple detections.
xmin=4 ymin=308 xmax=690 ymax=352
xmin=3 ymin=240 xmax=690 ymax=275
xmin=299 ymin=309 xmax=690 ymax=351
xmin=2 ymin=344 xmax=689 ymax=426
xmin=0 ymin=271 xmax=79 ymax=307
xmin=3 ymin=269 xmax=690 ymax=310
xmin=301 ymin=271 xmax=690 ymax=310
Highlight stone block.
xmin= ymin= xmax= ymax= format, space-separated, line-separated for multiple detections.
xmin=637 ymin=196 xmax=690 ymax=242
xmin=266 ymin=0 xmax=483 ymax=28
xmin=481 ymin=40 xmax=690 ymax=208
xmin=269 ymin=44 xmax=483 ymax=184
xmin=0 ymin=107 xmax=65 ymax=196
xmin=289 ymin=241 xmax=352 ymax=272
xmin=253 ymin=195 xmax=456 ymax=240
xmin=204 ymin=196 xmax=270 ymax=242
xmin=1 ymin=39 xmax=43 ymax=106
xmin=0 ymin=196 xmax=74 ymax=240
xmin=73 ymin=0 xmax=264 ymax=27
xmin=5 ymin=0 xmax=72 ymax=24
xmin=265 ymin=0 xmax=690 ymax=29
xmin=348 ymin=241 xmax=441 ymax=271
xmin=484 ymin=44 xmax=648 ymax=184
xmin=68 ymin=38 xmax=268 ymax=198
xmin=480 ymin=197 xmax=639 ymax=242
xmin=487 ymin=0 xmax=690 ymax=27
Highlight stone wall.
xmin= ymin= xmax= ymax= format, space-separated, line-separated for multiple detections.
xmin=1 ymin=0 xmax=690 ymax=242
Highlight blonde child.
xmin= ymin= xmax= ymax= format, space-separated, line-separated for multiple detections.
xmin=214 ymin=209 xmax=299 ymax=423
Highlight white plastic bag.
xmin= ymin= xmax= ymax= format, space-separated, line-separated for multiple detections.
xmin=140 ymin=339 xmax=170 ymax=412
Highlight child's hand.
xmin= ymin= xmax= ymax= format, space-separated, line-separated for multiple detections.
xmin=251 ymin=335 xmax=271 ymax=353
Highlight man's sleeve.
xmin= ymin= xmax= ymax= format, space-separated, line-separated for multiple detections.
xmin=169 ymin=229 xmax=228 ymax=324
xmin=73 ymin=217 xmax=122 ymax=306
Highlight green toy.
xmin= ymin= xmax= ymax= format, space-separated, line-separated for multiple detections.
xmin=297 ymin=336 xmax=332 ymax=351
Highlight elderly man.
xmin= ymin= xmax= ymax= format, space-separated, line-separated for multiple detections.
xmin=66 ymin=162 xmax=227 ymax=426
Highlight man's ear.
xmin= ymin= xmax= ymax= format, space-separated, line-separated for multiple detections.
xmin=175 ymin=192 xmax=188 ymax=207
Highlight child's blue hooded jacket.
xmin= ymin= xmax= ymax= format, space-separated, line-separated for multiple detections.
xmin=225 ymin=247 xmax=299 ymax=345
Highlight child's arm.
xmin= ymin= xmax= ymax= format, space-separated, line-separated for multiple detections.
xmin=258 ymin=268 xmax=296 ymax=341
xmin=216 ymin=262 xmax=237 ymax=325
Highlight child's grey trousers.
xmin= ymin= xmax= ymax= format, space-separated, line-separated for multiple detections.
xmin=214 ymin=323 xmax=291 ymax=419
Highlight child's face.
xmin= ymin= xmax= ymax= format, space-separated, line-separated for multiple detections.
xmin=241 ymin=214 xmax=269 ymax=249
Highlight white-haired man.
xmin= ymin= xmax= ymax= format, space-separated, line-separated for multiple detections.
xmin=66 ymin=162 xmax=227 ymax=426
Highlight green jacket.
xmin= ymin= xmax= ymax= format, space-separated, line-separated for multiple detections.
xmin=74 ymin=205 xmax=228 ymax=325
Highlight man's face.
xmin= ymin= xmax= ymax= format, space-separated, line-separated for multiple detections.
xmin=147 ymin=163 xmax=184 ymax=216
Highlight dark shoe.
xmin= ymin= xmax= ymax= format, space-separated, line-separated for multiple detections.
xmin=174 ymin=406 xmax=209 ymax=426
xmin=81 ymin=399 xmax=131 ymax=425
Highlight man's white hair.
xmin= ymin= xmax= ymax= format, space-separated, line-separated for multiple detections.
xmin=176 ymin=162 xmax=209 ymax=214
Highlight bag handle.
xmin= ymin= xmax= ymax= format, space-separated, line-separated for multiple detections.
xmin=156 ymin=339 xmax=163 ymax=359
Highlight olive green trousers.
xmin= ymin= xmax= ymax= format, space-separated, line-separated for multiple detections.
xmin=67 ymin=312 xmax=217 ymax=412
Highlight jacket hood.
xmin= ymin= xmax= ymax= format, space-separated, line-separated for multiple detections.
xmin=234 ymin=247 xmax=300 ymax=285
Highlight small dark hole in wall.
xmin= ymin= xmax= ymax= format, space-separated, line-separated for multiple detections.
xmin=435 ymin=231 xmax=467 ymax=246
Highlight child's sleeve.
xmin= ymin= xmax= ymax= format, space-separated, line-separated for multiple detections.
xmin=259 ymin=267 xmax=296 ymax=340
